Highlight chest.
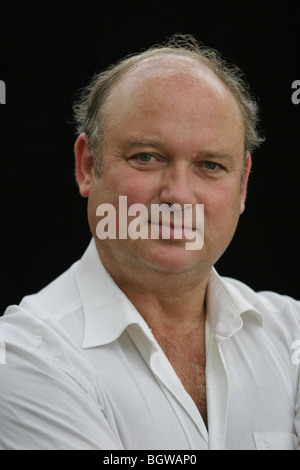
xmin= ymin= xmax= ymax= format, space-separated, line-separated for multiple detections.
xmin=84 ymin=332 xmax=208 ymax=449
xmin=155 ymin=331 xmax=207 ymax=427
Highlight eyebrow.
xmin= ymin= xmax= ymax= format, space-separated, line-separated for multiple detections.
xmin=195 ymin=151 xmax=235 ymax=162
xmin=125 ymin=139 xmax=161 ymax=150
xmin=125 ymin=140 xmax=236 ymax=163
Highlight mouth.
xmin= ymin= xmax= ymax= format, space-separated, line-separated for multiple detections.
xmin=148 ymin=221 xmax=196 ymax=240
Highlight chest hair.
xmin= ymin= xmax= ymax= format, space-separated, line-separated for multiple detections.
xmin=154 ymin=330 xmax=207 ymax=427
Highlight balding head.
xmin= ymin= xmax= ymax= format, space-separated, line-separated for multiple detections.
xmin=73 ymin=34 xmax=264 ymax=176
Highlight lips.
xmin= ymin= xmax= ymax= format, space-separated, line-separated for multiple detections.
xmin=148 ymin=221 xmax=196 ymax=240
xmin=161 ymin=224 xmax=185 ymax=239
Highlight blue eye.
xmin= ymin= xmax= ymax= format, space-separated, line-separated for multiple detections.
xmin=137 ymin=153 xmax=153 ymax=162
xmin=204 ymin=161 xmax=219 ymax=170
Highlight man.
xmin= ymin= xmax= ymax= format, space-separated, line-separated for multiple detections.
xmin=0 ymin=34 xmax=299 ymax=450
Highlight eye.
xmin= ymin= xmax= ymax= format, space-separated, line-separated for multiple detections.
xmin=129 ymin=153 xmax=162 ymax=169
xmin=136 ymin=153 xmax=154 ymax=162
xmin=204 ymin=161 xmax=219 ymax=171
xmin=195 ymin=160 xmax=226 ymax=178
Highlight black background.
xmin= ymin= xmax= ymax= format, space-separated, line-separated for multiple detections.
xmin=1 ymin=1 xmax=299 ymax=314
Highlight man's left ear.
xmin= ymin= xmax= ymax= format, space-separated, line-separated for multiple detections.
xmin=240 ymin=152 xmax=252 ymax=214
xmin=74 ymin=133 xmax=94 ymax=198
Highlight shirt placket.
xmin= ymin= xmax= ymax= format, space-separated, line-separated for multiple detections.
xmin=206 ymin=332 xmax=230 ymax=450
xmin=128 ymin=324 xmax=209 ymax=448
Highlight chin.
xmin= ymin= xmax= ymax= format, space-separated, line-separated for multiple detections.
xmin=140 ymin=242 xmax=202 ymax=274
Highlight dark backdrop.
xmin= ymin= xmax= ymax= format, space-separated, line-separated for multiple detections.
xmin=1 ymin=1 xmax=299 ymax=314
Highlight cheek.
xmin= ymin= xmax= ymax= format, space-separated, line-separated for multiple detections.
xmin=202 ymin=182 xmax=242 ymax=228
xmin=115 ymin=172 xmax=161 ymax=206
xmin=87 ymin=171 xmax=160 ymax=230
xmin=87 ymin=182 xmax=104 ymax=233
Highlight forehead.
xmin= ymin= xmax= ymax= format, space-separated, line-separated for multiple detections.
xmin=125 ymin=54 xmax=228 ymax=97
xmin=104 ymin=55 xmax=242 ymax=123
xmin=101 ymin=55 xmax=244 ymax=153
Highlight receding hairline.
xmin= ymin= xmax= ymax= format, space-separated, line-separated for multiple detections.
xmin=101 ymin=52 xmax=243 ymax=124
xmin=72 ymin=34 xmax=265 ymax=178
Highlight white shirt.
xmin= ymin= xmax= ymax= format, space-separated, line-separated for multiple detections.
xmin=0 ymin=238 xmax=299 ymax=450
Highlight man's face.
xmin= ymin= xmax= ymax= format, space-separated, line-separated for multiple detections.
xmin=79 ymin=57 xmax=250 ymax=280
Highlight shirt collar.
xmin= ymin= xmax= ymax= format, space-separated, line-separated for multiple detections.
xmin=206 ymin=268 xmax=263 ymax=337
xmin=75 ymin=238 xmax=263 ymax=349
xmin=75 ymin=238 xmax=153 ymax=349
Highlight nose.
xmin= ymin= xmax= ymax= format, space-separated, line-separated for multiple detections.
xmin=159 ymin=163 xmax=197 ymax=206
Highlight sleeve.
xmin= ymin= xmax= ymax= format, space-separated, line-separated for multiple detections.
xmin=294 ymin=357 xmax=300 ymax=450
xmin=290 ymin=305 xmax=300 ymax=449
xmin=0 ymin=309 xmax=124 ymax=450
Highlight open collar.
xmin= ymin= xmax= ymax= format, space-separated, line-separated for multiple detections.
xmin=75 ymin=238 xmax=263 ymax=349
xmin=75 ymin=239 xmax=150 ymax=349
xmin=206 ymin=268 xmax=263 ymax=338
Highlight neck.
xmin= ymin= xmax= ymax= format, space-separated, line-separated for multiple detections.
xmin=106 ymin=258 xmax=210 ymax=335
xmin=129 ymin=286 xmax=207 ymax=337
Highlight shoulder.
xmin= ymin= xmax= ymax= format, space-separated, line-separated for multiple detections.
xmin=0 ymin=259 xmax=84 ymax=361
xmin=221 ymin=274 xmax=300 ymax=336
xmin=223 ymin=274 xmax=299 ymax=310
xmin=0 ymin=260 xmax=102 ymax=429
xmin=18 ymin=260 xmax=82 ymax=320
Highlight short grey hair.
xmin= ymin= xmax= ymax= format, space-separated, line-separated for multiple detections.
xmin=73 ymin=34 xmax=265 ymax=177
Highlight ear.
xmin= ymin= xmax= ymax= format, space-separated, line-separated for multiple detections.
xmin=74 ymin=133 xmax=94 ymax=197
xmin=240 ymin=152 xmax=252 ymax=214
